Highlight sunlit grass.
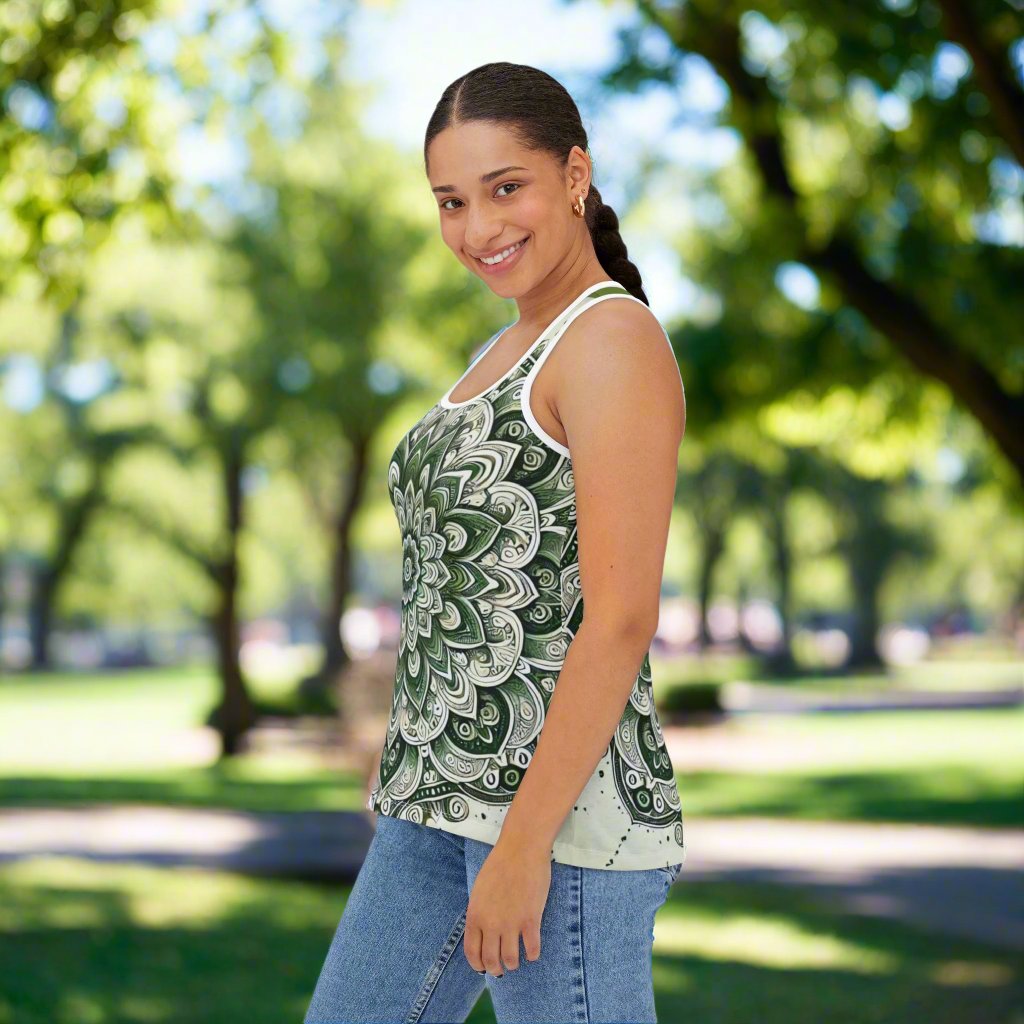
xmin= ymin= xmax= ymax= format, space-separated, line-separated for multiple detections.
xmin=1 ymin=858 xmax=1019 ymax=1024
xmin=651 ymin=880 xmax=1023 ymax=1024
xmin=677 ymin=762 xmax=1023 ymax=827
xmin=1 ymin=669 xmax=1021 ymax=827
xmin=650 ymin=649 xmax=1024 ymax=692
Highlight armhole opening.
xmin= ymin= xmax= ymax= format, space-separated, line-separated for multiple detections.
xmin=520 ymin=293 xmax=682 ymax=458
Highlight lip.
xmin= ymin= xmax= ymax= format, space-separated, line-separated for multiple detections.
xmin=472 ymin=236 xmax=529 ymax=275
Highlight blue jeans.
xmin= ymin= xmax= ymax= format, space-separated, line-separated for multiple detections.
xmin=304 ymin=813 xmax=682 ymax=1023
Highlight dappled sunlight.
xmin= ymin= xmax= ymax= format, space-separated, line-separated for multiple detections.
xmin=0 ymin=858 xmax=341 ymax=1024
xmin=929 ymin=960 xmax=1015 ymax=987
xmin=646 ymin=879 xmax=1023 ymax=1022
xmin=655 ymin=906 xmax=897 ymax=972
xmin=1 ymin=856 xmax=301 ymax=931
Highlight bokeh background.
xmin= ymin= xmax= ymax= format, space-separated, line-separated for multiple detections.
xmin=1 ymin=1 xmax=1023 ymax=1022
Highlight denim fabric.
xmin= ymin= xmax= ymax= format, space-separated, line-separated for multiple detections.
xmin=304 ymin=813 xmax=682 ymax=1023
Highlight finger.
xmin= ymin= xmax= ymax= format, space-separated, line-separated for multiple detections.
xmin=482 ymin=928 xmax=504 ymax=977
xmin=463 ymin=919 xmax=486 ymax=975
xmin=500 ymin=929 xmax=521 ymax=971
xmin=522 ymin=919 xmax=542 ymax=963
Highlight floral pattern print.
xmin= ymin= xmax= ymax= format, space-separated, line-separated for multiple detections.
xmin=367 ymin=281 xmax=685 ymax=869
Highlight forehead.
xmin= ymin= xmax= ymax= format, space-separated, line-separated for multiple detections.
xmin=427 ymin=122 xmax=539 ymax=185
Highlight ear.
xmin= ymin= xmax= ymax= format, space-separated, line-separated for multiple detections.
xmin=565 ymin=144 xmax=592 ymax=196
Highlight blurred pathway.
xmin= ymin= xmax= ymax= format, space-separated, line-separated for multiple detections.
xmin=720 ymin=681 xmax=1023 ymax=713
xmin=1 ymin=804 xmax=1021 ymax=951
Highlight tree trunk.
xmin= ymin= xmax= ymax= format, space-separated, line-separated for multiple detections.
xmin=736 ymin=579 xmax=755 ymax=653
xmin=697 ymin=526 xmax=725 ymax=650
xmin=765 ymin=501 xmax=798 ymax=675
xmin=207 ymin=437 xmax=257 ymax=758
xmin=304 ymin=435 xmax=373 ymax=701
xmin=848 ymin=559 xmax=885 ymax=670
xmin=640 ymin=5 xmax=1024 ymax=486
xmin=208 ymin=575 xmax=257 ymax=757
xmin=29 ymin=473 xmax=105 ymax=670
xmin=28 ymin=564 xmax=55 ymax=669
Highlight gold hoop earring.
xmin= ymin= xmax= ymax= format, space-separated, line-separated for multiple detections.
xmin=572 ymin=193 xmax=586 ymax=218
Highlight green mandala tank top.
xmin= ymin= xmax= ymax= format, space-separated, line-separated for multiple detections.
xmin=366 ymin=279 xmax=686 ymax=870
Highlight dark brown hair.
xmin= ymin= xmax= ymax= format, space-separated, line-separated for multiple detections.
xmin=424 ymin=62 xmax=649 ymax=305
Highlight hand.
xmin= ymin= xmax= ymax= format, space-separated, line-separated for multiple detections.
xmin=463 ymin=838 xmax=550 ymax=976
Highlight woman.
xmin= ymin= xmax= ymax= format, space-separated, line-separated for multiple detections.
xmin=305 ymin=61 xmax=686 ymax=1024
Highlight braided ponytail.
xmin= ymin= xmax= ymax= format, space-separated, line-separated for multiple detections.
xmin=584 ymin=184 xmax=649 ymax=305
xmin=424 ymin=61 xmax=650 ymax=305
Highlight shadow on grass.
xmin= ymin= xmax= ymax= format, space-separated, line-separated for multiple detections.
xmin=679 ymin=768 xmax=1024 ymax=829
xmin=1 ymin=859 xmax=1020 ymax=1024
xmin=651 ymin=879 xmax=1023 ymax=1024
xmin=2 ymin=765 xmax=1021 ymax=828
xmin=0 ymin=771 xmax=364 ymax=813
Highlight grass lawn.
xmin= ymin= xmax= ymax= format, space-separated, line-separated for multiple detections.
xmin=675 ymin=706 xmax=1024 ymax=829
xmin=1 ymin=667 xmax=1022 ymax=828
xmin=650 ymin=648 xmax=1024 ymax=693
xmin=0 ymin=856 xmax=1019 ymax=1024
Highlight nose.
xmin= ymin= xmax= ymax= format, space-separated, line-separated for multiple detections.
xmin=464 ymin=206 xmax=505 ymax=254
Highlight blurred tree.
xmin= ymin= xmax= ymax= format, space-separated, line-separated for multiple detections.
xmin=98 ymin=244 xmax=270 ymax=754
xmin=612 ymin=0 xmax=1024 ymax=485
xmin=0 ymin=2 xmax=359 ymax=747
xmin=822 ymin=458 xmax=933 ymax=666
xmin=0 ymin=0 xmax=312 ymax=308
xmin=0 ymin=289 xmax=170 ymax=668
xmin=227 ymin=75 xmax=429 ymax=704
xmin=24 ymin=304 xmax=154 ymax=667
xmin=680 ymin=449 xmax=760 ymax=651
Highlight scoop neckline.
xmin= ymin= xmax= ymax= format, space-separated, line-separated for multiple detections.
xmin=439 ymin=279 xmax=622 ymax=409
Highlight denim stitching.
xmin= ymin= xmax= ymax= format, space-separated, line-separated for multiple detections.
xmin=405 ymin=907 xmax=468 ymax=1023
xmin=567 ymin=865 xmax=590 ymax=1022
xmin=579 ymin=866 xmax=590 ymax=1022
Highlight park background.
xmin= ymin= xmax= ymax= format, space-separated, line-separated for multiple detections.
xmin=1 ymin=0 xmax=1023 ymax=1021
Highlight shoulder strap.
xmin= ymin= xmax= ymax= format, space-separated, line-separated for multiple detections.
xmin=521 ymin=286 xmax=684 ymax=445
xmin=529 ymin=283 xmax=678 ymax=375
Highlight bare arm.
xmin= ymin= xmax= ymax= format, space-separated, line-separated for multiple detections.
xmin=462 ymin=299 xmax=685 ymax=977
xmin=496 ymin=299 xmax=685 ymax=858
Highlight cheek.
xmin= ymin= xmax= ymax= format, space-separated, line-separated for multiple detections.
xmin=517 ymin=194 xmax=553 ymax=234
xmin=439 ymin=217 xmax=462 ymax=252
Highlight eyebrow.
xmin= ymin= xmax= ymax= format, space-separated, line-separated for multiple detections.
xmin=431 ymin=165 xmax=528 ymax=195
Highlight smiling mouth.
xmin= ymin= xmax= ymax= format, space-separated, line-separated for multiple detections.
xmin=474 ymin=237 xmax=529 ymax=265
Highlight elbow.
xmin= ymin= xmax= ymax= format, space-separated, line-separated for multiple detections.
xmin=584 ymin=609 xmax=659 ymax=651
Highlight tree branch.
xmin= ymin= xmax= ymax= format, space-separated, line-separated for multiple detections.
xmin=635 ymin=0 xmax=1024 ymax=478
xmin=935 ymin=0 xmax=1024 ymax=168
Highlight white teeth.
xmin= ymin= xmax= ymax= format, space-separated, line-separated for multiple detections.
xmin=479 ymin=238 xmax=525 ymax=265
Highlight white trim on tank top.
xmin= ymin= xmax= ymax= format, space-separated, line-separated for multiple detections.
xmin=438 ymin=279 xmax=619 ymax=409
xmin=520 ymin=291 xmax=685 ymax=459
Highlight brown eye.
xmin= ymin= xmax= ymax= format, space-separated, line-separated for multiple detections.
xmin=495 ymin=182 xmax=520 ymax=197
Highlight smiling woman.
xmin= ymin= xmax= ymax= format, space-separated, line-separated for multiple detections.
xmin=474 ymin=234 xmax=528 ymax=270
xmin=305 ymin=61 xmax=686 ymax=1024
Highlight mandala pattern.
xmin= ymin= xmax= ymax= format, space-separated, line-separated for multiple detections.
xmin=368 ymin=282 xmax=684 ymax=853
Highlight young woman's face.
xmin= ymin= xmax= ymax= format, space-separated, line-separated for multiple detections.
xmin=427 ymin=121 xmax=587 ymax=297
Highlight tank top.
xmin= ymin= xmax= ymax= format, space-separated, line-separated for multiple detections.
xmin=366 ymin=279 xmax=686 ymax=871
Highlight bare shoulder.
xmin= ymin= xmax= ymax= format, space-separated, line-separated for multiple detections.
xmin=549 ymin=295 xmax=685 ymax=439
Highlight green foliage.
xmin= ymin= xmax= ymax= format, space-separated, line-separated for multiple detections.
xmin=618 ymin=1 xmax=1024 ymax=486
xmin=658 ymin=679 xmax=726 ymax=716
